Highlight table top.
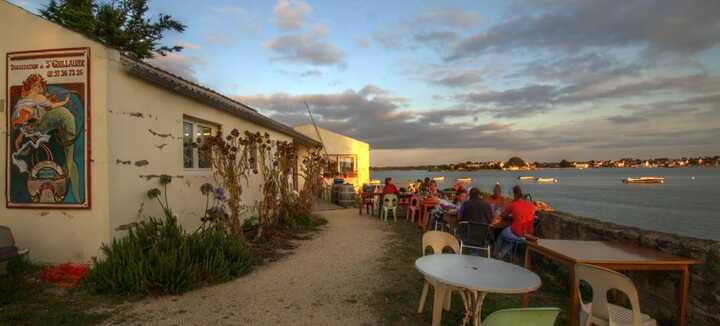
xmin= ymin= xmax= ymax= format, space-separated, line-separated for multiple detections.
xmin=415 ymin=254 xmax=541 ymax=293
xmin=528 ymin=239 xmax=701 ymax=265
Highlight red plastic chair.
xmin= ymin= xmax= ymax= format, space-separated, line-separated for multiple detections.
xmin=406 ymin=195 xmax=419 ymax=222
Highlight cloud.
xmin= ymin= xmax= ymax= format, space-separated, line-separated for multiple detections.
xmin=273 ymin=0 xmax=312 ymax=30
xmin=413 ymin=8 xmax=483 ymax=29
xmin=449 ymin=0 xmax=720 ymax=60
xmin=236 ymin=85 xmax=535 ymax=150
xmin=265 ymin=34 xmax=345 ymax=66
xmin=413 ymin=31 xmax=460 ymax=48
xmin=429 ymin=70 xmax=484 ymax=87
xmin=146 ymin=52 xmax=204 ymax=82
xmin=606 ymin=115 xmax=648 ymax=124
xmin=455 ymin=74 xmax=720 ymax=118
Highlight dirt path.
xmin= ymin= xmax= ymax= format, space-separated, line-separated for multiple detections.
xmin=107 ymin=208 xmax=390 ymax=326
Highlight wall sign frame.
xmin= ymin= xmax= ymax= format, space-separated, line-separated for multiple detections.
xmin=5 ymin=47 xmax=91 ymax=209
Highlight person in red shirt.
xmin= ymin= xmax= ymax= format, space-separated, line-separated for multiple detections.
xmin=494 ymin=185 xmax=536 ymax=259
xmin=382 ymin=177 xmax=400 ymax=196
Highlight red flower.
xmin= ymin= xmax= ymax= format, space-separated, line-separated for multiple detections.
xmin=39 ymin=262 xmax=88 ymax=288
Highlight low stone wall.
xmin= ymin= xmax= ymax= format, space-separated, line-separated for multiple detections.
xmin=535 ymin=211 xmax=719 ymax=326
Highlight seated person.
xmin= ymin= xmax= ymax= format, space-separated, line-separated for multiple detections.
xmin=459 ymin=188 xmax=493 ymax=224
xmin=426 ymin=180 xmax=444 ymax=199
xmin=485 ymin=183 xmax=505 ymax=211
xmin=494 ymin=186 xmax=536 ymax=259
xmin=451 ymin=181 xmax=466 ymax=193
xmin=382 ymin=177 xmax=400 ymax=196
xmin=454 ymin=189 xmax=468 ymax=206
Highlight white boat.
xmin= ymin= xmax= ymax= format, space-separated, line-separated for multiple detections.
xmin=455 ymin=177 xmax=472 ymax=183
xmin=536 ymin=177 xmax=559 ymax=183
xmin=432 ymin=176 xmax=445 ymax=181
xmin=518 ymin=176 xmax=535 ymax=180
xmin=623 ymin=176 xmax=664 ymax=184
xmin=368 ymin=179 xmax=381 ymax=185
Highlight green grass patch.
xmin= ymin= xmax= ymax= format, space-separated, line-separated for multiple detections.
xmin=370 ymin=220 xmax=570 ymax=325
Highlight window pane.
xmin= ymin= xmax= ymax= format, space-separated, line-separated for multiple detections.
xmin=325 ymin=155 xmax=338 ymax=176
xmin=183 ymin=122 xmax=193 ymax=168
xmin=197 ymin=126 xmax=212 ymax=168
xmin=339 ymin=156 xmax=355 ymax=174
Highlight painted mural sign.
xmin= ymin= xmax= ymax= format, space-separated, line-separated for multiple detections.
xmin=6 ymin=48 xmax=90 ymax=208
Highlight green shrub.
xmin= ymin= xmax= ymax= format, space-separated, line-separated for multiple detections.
xmin=83 ymin=215 xmax=253 ymax=295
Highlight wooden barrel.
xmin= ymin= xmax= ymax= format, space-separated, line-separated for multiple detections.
xmin=336 ymin=184 xmax=357 ymax=207
xmin=331 ymin=184 xmax=343 ymax=203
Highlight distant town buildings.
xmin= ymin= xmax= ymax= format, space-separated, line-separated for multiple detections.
xmin=372 ymin=155 xmax=720 ymax=170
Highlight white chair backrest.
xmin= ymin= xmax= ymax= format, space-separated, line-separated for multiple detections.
xmin=422 ymin=231 xmax=460 ymax=255
xmin=575 ymin=264 xmax=644 ymax=326
xmin=384 ymin=194 xmax=398 ymax=208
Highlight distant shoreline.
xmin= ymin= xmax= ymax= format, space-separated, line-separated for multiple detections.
xmin=371 ymin=166 xmax=718 ymax=171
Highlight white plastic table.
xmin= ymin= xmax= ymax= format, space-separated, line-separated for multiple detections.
xmin=415 ymin=254 xmax=542 ymax=326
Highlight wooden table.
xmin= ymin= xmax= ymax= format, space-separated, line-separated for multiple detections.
xmin=417 ymin=254 xmax=541 ymax=326
xmin=521 ymin=239 xmax=700 ymax=326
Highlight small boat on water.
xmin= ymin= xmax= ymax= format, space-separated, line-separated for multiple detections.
xmin=455 ymin=177 xmax=472 ymax=183
xmin=536 ymin=177 xmax=559 ymax=183
xmin=432 ymin=176 xmax=445 ymax=182
xmin=623 ymin=176 xmax=664 ymax=184
xmin=368 ymin=179 xmax=381 ymax=185
xmin=518 ymin=176 xmax=535 ymax=180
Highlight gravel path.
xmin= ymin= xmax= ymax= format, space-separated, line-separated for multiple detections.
xmin=107 ymin=208 xmax=390 ymax=326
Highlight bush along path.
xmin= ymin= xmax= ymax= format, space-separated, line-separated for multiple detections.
xmin=103 ymin=208 xmax=391 ymax=326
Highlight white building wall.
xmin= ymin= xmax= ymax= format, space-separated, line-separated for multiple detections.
xmin=0 ymin=2 xmax=313 ymax=262
xmin=105 ymin=56 xmax=297 ymax=238
xmin=0 ymin=1 xmax=112 ymax=262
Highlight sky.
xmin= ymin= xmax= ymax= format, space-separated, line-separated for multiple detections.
xmin=13 ymin=0 xmax=720 ymax=166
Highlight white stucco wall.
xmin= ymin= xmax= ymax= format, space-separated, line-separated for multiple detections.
xmin=0 ymin=1 xmax=111 ymax=262
xmin=1 ymin=2 xmax=313 ymax=262
xmin=294 ymin=124 xmax=370 ymax=189
xmin=105 ymin=57 xmax=299 ymax=237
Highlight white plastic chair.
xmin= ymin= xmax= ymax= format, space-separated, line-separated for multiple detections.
xmin=575 ymin=264 xmax=657 ymax=326
xmin=417 ymin=231 xmax=463 ymax=314
xmin=382 ymin=194 xmax=398 ymax=222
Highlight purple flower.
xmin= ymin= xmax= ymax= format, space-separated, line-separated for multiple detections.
xmin=213 ymin=187 xmax=228 ymax=202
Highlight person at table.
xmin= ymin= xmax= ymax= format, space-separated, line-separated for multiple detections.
xmin=458 ymin=188 xmax=493 ymax=224
xmin=426 ymin=180 xmax=444 ymax=199
xmin=494 ymin=185 xmax=536 ymax=259
xmin=485 ymin=184 xmax=505 ymax=212
xmin=452 ymin=181 xmax=466 ymax=193
xmin=454 ymin=189 xmax=468 ymax=206
xmin=420 ymin=177 xmax=431 ymax=193
xmin=382 ymin=177 xmax=400 ymax=196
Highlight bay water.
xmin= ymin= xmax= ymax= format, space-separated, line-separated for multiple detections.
xmin=371 ymin=167 xmax=720 ymax=240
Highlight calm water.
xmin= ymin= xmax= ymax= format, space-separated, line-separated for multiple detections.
xmin=372 ymin=167 xmax=720 ymax=240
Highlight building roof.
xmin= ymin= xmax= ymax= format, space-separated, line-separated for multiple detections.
xmin=294 ymin=124 xmax=370 ymax=147
xmin=120 ymin=58 xmax=321 ymax=147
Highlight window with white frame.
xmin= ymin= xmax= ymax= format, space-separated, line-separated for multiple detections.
xmin=183 ymin=119 xmax=215 ymax=169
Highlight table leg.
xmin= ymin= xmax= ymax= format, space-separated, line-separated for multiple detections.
xmin=521 ymin=247 xmax=532 ymax=306
xmin=473 ymin=291 xmax=487 ymax=326
xmin=569 ymin=263 xmax=579 ymax=326
xmin=431 ymin=285 xmax=447 ymax=326
xmin=677 ymin=265 xmax=690 ymax=326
